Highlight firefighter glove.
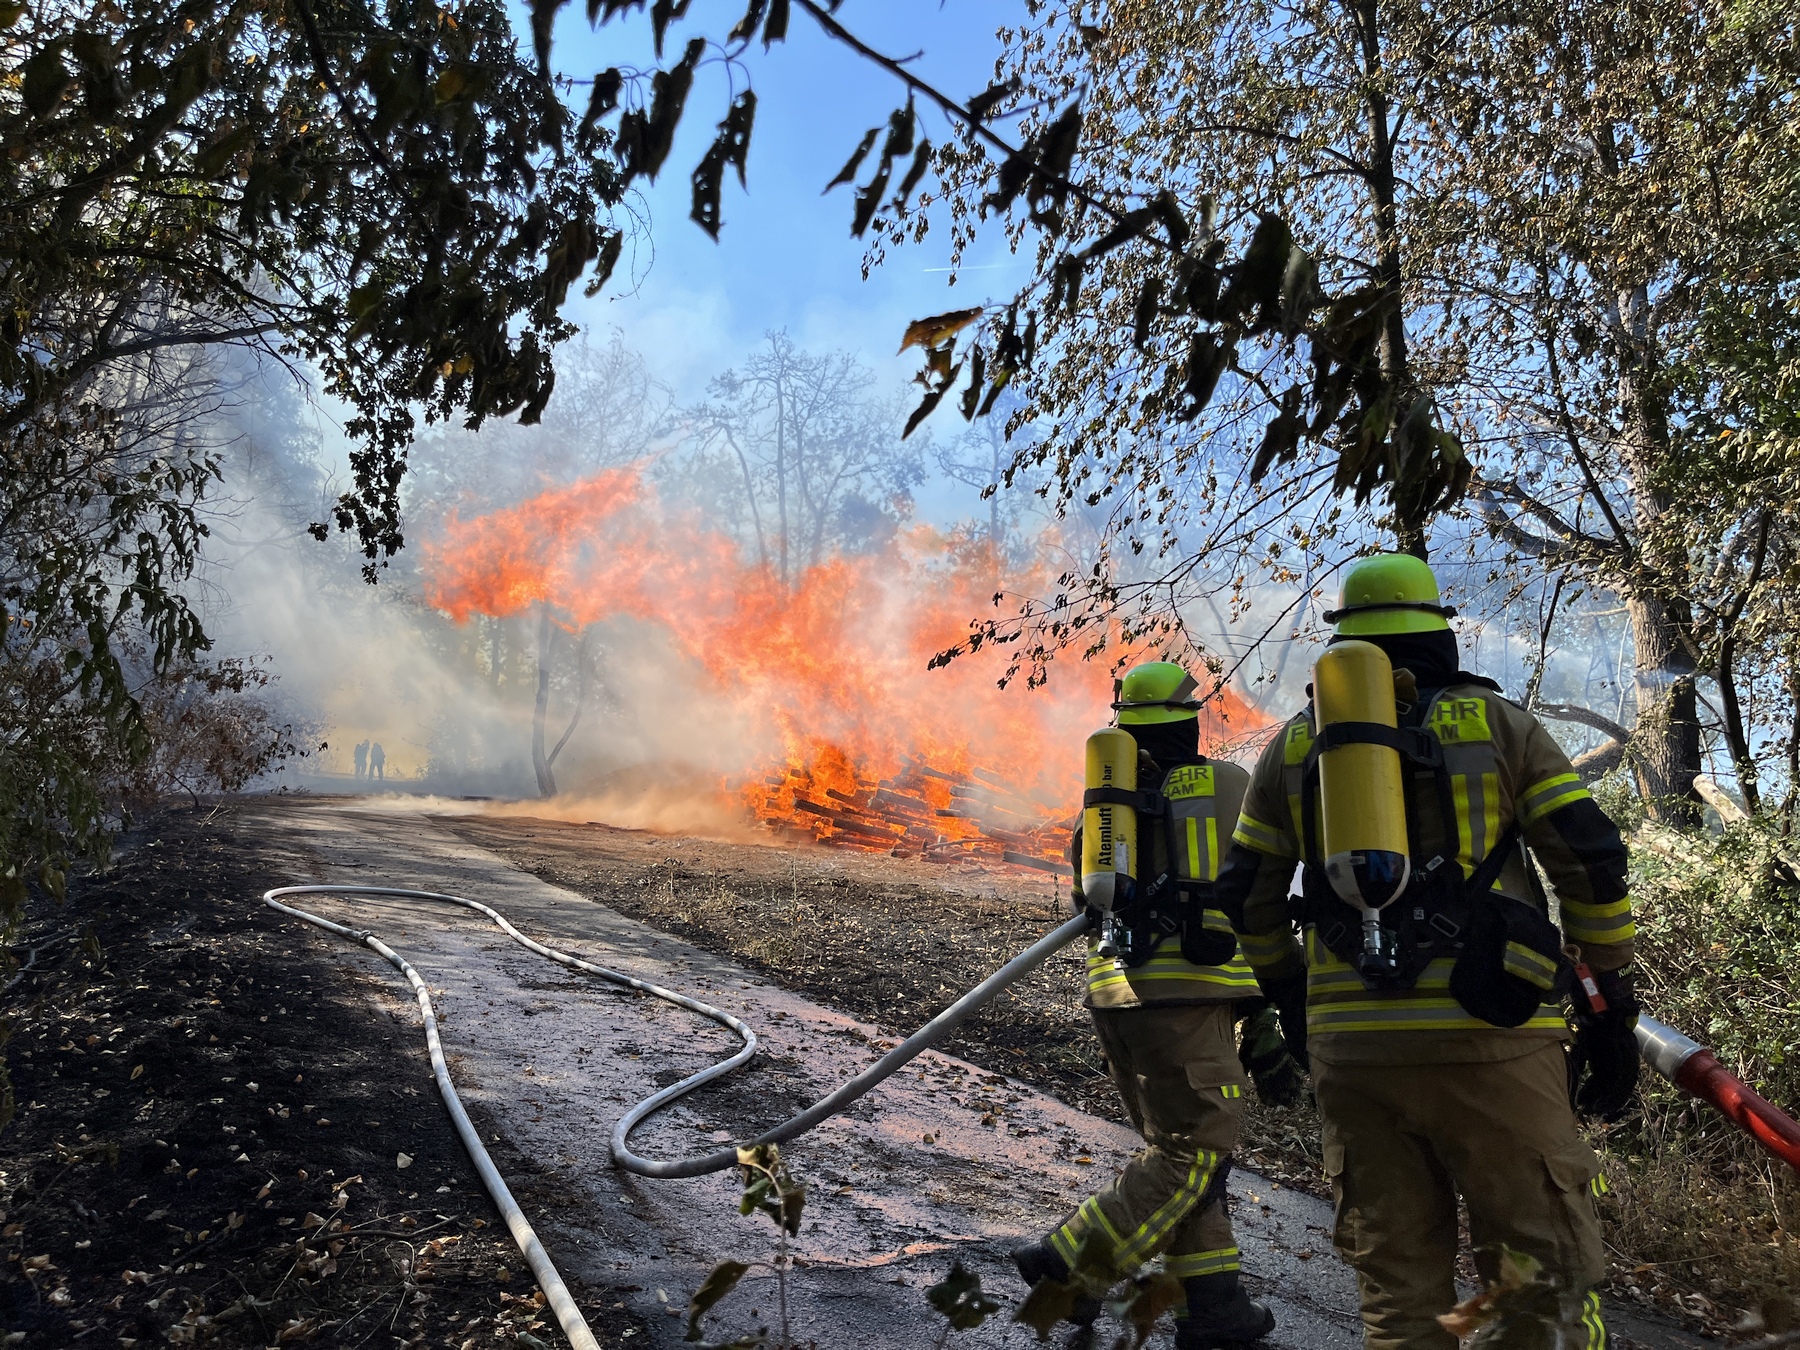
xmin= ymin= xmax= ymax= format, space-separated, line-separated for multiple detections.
xmin=1236 ymin=1001 xmax=1306 ymax=1107
xmin=1568 ymin=966 xmax=1640 ymax=1122
xmin=1259 ymin=969 xmax=1310 ymax=1072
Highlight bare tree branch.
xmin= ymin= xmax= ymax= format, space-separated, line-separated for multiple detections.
xmin=1471 ymin=487 xmax=1573 ymax=562
xmin=1479 ymin=476 xmax=1616 ymax=554
xmin=1539 ymin=702 xmax=1632 ymax=745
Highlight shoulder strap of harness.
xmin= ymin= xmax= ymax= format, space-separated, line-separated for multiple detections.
xmin=1462 ymin=821 xmax=1521 ymax=905
xmin=1297 ymin=686 xmax=1460 ymax=873
xmin=1405 ymin=686 xmax=1462 ymax=876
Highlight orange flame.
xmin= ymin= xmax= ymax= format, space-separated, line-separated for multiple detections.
xmin=422 ymin=468 xmax=1262 ymax=865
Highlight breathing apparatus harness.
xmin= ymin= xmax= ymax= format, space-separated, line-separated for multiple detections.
xmin=1294 ymin=669 xmax=1573 ymax=1027
xmin=1082 ymin=754 xmax=1237 ymax=968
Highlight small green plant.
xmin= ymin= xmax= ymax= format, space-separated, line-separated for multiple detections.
xmin=689 ymin=1145 xmax=1188 ymax=1349
xmin=684 ymin=1142 xmax=807 ymax=1349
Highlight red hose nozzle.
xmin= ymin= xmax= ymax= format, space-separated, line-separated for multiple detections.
xmin=1636 ymin=1015 xmax=1800 ymax=1173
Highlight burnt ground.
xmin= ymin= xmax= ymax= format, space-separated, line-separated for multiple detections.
xmin=433 ymin=812 xmax=1329 ymax=1196
xmin=0 ymin=805 xmax=650 ymax=1349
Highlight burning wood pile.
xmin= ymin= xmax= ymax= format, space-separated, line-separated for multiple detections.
xmin=742 ymin=754 xmax=1074 ymax=874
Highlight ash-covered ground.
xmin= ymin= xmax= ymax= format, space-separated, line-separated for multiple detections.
xmin=0 ymin=805 xmax=648 ymax=1349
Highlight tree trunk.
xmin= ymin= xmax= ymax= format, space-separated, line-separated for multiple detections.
xmin=547 ymin=631 xmax=590 ymax=773
xmin=1786 ymin=670 xmax=1800 ymax=831
xmin=722 ymin=425 xmax=770 ymax=571
xmin=988 ymin=426 xmax=1002 ymax=550
xmin=1614 ymin=280 xmax=1703 ymax=825
xmin=531 ymin=608 xmax=557 ymax=798
xmin=1625 ymin=592 xmax=1699 ymax=820
xmin=1717 ymin=637 xmax=1760 ymax=813
xmin=1716 ymin=512 xmax=1771 ymax=814
xmin=774 ymin=361 xmax=790 ymax=590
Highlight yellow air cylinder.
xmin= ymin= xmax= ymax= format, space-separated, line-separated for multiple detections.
xmin=1313 ymin=641 xmax=1411 ymax=910
xmin=1080 ymin=727 xmax=1139 ymax=911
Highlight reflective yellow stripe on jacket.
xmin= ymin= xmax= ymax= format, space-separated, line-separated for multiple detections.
xmin=1518 ymin=772 xmax=1637 ymax=945
xmin=1559 ymin=896 xmax=1636 ymax=946
xmin=1302 ymin=930 xmax=1566 ymax=1035
xmin=1231 ymin=810 xmax=1291 ymax=860
xmin=1085 ymin=941 xmax=1260 ymax=1003
xmin=1520 ymin=771 xmax=1589 ymax=826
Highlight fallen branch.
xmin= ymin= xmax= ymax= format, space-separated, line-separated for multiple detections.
xmin=1692 ymin=775 xmax=1747 ymax=824
xmin=1695 ymin=777 xmax=1800 ymax=883
xmin=3 ymin=927 xmax=74 ymax=995
xmin=1634 ymin=824 xmax=1704 ymax=868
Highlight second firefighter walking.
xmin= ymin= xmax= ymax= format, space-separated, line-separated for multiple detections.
xmin=1013 ymin=661 xmax=1304 ymax=1348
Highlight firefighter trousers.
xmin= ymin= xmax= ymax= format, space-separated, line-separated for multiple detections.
xmin=1313 ymin=1042 xmax=1608 ymax=1350
xmin=1049 ymin=1003 xmax=1245 ymax=1280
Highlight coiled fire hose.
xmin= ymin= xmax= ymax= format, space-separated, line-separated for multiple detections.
xmin=263 ymin=884 xmax=1090 ymax=1350
xmin=1636 ymin=1015 xmax=1800 ymax=1173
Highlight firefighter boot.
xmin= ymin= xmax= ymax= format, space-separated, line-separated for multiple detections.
xmin=1174 ymin=1273 xmax=1275 ymax=1348
xmin=1009 ymin=1241 xmax=1102 ymax=1327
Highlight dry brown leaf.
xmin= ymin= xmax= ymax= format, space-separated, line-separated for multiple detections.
xmin=898 ymin=307 xmax=984 ymax=354
xmin=1437 ymin=1286 xmax=1501 ymax=1339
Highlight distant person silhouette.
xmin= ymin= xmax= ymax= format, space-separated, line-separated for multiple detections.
xmin=369 ymin=742 xmax=386 ymax=781
xmin=353 ymin=740 xmax=369 ymax=779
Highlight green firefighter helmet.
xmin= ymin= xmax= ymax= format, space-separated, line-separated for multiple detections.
xmin=1113 ymin=661 xmax=1201 ymax=725
xmin=1326 ymin=552 xmax=1457 ymax=637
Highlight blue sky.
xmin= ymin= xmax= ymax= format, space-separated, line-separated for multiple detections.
xmin=294 ymin=5 xmax=1037 ymax=528
xmin=547 ymin=1 xmax=1035 ymax=398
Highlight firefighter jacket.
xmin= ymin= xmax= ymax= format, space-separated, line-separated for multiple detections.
xmin=1074 ymin=755 xmax=1262 ymax=1010
xmin=1217 ymin=682 xmax=1634 ymax=1065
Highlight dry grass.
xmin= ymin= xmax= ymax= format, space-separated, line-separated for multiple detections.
xmin=1584 ymin=788 xmax=1800 ymax=1334
xmin=1598 ymin=1104 xmax=1799 ymax=1333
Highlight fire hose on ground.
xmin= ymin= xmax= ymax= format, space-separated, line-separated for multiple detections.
xmin=262 ymin=885 xmax=1800 ymax=1350
xmin=262 ymin=884 xmax=1092 ymax=1350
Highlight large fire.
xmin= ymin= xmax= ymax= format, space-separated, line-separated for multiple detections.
xmin=421 ymin=467 xmax=1261 ymax=869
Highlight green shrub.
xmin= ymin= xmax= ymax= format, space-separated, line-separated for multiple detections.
xmin=1587 ymin=782 xmax=1800 ymax=1323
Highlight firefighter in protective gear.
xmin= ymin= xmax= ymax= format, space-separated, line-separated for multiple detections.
xmin=1012 ymin=661 xmax=1281 ymax=1348
xmin=1215 ymin=553 xmax=1637 ymax=1350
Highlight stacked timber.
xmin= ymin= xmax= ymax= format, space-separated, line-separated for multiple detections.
xmin=741 ymin=757 xmax=1072 ymax=874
